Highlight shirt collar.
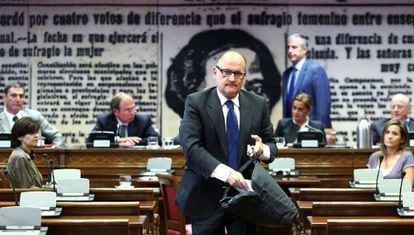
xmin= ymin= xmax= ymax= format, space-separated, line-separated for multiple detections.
xmin=4 ymin=109 xmax=22 ymax=125
xmin=216 ymin=88 xmax=240 ymax=108
xmin=293 ymin=57 xmax=306 ymax=71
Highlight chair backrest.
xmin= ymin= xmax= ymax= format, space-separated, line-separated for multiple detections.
xmin=0 ymin=169 xmax=10 ymax=188
xmin=20 ymin=191 xmax=57 ymax=209
xmin=53 ymin=169 xmax=81 ymax=183
xmin=156 ymin=173 xmax=187 ymax=235
xmin=0 ymin=206 xmax=41 ymax=226
xmin=147 ymin=157 xmax=172 ymax=171
xmin=268 ymin=158 xmax=295 ymax=172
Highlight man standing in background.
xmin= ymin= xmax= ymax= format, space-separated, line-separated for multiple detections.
xmin=283 ymin=33 xmax=331 ymax=128
xmin=0 ymin=82 xmax=64 ymax=147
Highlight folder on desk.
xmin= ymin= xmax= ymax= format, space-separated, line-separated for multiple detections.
xmin=0 ymin=206 xmax=47 ymax=235
xmin=56 ymin=178 xmax=94 ymax=201
xmin=20 ymin=191 xmax=62 ymax=217
xmin=139 ymin=157 xmax=175 ymax=177
xmin=397 ymin=192 xmax=414 ymax=217
xmin=374 ymin=179 xmax=411 ymax=201
xmin=350 ymin=168 xmax=382 ymax=188
xmin=268 ymin=158 xmax=298 ymax=177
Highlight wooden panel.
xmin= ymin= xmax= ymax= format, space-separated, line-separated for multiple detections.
xmin=326 ymin=218 xmax=414 ymax=235
xmin=0 ymin=148 xmax=376 ymax=187
xmin=42 ymin=215 xmax=147 ymax=235
xmin=312 ymin=201 xmax=398 ymax=217
xmin=298 ymin=188 xmax=375 ymax=201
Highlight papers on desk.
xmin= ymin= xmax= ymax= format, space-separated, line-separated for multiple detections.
xmin=374 ymin=179 xmax=411 ymax=201
xmin=349 ymin=168 xmax=382 ymax=188
xmin=56 ymin=178 xmax=95 ymax=201
xmin=56 ymin=193 xmax=95 ymax=201
xmin=0 ymin=226 xmax=47 ymax=235
xmin=397 ymin=192 xmax=414 ymax=217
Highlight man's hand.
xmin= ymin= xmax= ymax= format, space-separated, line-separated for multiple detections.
xmin=227 ymin=171 xmax=249 ymax=190
xmin=118 ymin=136 xmax=142 ymax=146
xmin=247 ymin=134 xmax=263 ymax=157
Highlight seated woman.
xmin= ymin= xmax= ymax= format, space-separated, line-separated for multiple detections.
xmin=5 ymin=117 xmax=43 ymax=188
xmin=367 ymin=119 xmax=414 ymax=187
xmin=274 ymin=92 xmax=324 ymax=144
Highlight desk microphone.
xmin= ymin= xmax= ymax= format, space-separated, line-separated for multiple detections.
xmin=375 ymin=154 xmax=384 ymax=195
xmin=44 ymin=153 xmax=56 ymax=191
xmin=305 ymin=124 xmax=326 ymax=145
xmin=398 ymin=171 xmax=407 ymax=209
xmin=350 ymin=150 xmax=356 ymax=183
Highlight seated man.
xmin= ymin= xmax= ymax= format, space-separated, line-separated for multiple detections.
xmin=90 ymin=92 xmax=160 ymax=146
xmin=371 ymin=93 xmax=414 ymax=145
xmin=275 ymin=92 xmax=324 ymax=144
xmin=0 ymin=82 xmax=64 ymax=147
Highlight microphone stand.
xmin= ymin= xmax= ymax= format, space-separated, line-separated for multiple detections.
xmin=398 ymin=171 xmax=407 ymax=210
xmin=375 ymin=154 xmax=384 ymax=195
xmin=350 ymin=150 xmax=356 ymax=183
xmin=44 ymin=153 xmax=56 ymax=192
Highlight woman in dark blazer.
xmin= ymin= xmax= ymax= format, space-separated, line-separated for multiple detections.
xmin=275 ymin=92 xmax=324 ymax=144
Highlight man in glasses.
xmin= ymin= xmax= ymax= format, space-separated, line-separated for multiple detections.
xmin=0 ymin=82 xmax=64 ymax=147
xmin=90 ymin=92 xmax=160 ymax=146
xmin=177 ymin=50 xmax=276 ymax=234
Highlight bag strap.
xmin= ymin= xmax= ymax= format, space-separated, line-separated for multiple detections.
xmin=222 ymin=151 xmax=259 ymax=197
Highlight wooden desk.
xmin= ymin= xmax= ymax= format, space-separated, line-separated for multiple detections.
xmin=326 ymin=218 xmax=414 ymax=235
xmin=90 ymin=187 xmax=159 ymax=201
xmin=0 ymin=147 xmax=375 ymax=186
xmin=42 ymin=215 xmax=148 ymax=235
xmin=308 ymin=216 xmax=414 ymax=235
xmin=298 ymin=188 xmax=375 ymax=201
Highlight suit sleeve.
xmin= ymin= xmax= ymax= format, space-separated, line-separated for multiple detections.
xmin=312 ymin=66 xmax=331 ymax=128
xmin=179 ymin=96 xmax=223 ymax=179
xmin=36 ymin=112 xmax=64 ymax=147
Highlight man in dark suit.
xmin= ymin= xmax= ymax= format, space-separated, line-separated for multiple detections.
xmin=282 ymin=33 xmax=331 ymax=128
xmin=176 ymin=51 xmax=277 ymax=234
xmin=371 ymin=93 xmax=414 ymax=145
xmin=275 ymin=92 xmax=324 ymax=143
xmin=90 ymin=92 xmax=160 ymax=146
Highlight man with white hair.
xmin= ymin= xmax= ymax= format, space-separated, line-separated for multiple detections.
xmin=371 ymin=93 xmax=414 ymax=145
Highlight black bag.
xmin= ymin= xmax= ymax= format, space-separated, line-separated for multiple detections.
xmin=220 ymin=157 xmax=298 ymax=226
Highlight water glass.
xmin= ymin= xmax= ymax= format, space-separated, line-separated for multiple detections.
xmin=119 ymin=174 xmax=132 ymax=187
xmin=147 ymin=136 xmax=159 ymax=149
xmin=275 ymin=137 xmax=286 ymax=148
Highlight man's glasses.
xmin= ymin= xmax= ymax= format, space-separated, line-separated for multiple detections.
xmin=215 ymin=66 xmax=246 ymax=80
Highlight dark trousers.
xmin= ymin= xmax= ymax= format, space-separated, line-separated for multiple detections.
xmin=191 ymin=205 xmax=256 ymax=235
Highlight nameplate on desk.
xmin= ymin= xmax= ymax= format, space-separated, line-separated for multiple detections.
xmin=93 ymin=140 xmax=111 ymax=148
xmin=301 ymin=140 xmax=319 ymax=148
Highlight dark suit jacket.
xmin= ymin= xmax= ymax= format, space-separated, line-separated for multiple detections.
xmin=282 ymin=59 xmax=331 ymax=128
xmin=371 ymin=118 xmax=414 ymax=145
xmin=90 ymin=112 xmax=160 ymax=145
xmin=176 ymin=87 xmax=276 ymax=219
xmin=274 ymin=118 xmax=324 ymax=143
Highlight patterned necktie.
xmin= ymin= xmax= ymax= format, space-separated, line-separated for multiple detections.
xmin=225 ymin=100 xmax=239 ymax=170
xmin=118 ymin=124 xmax=127 ymax=138
xmin=286 ymin=67 xmax=297 ymax=116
